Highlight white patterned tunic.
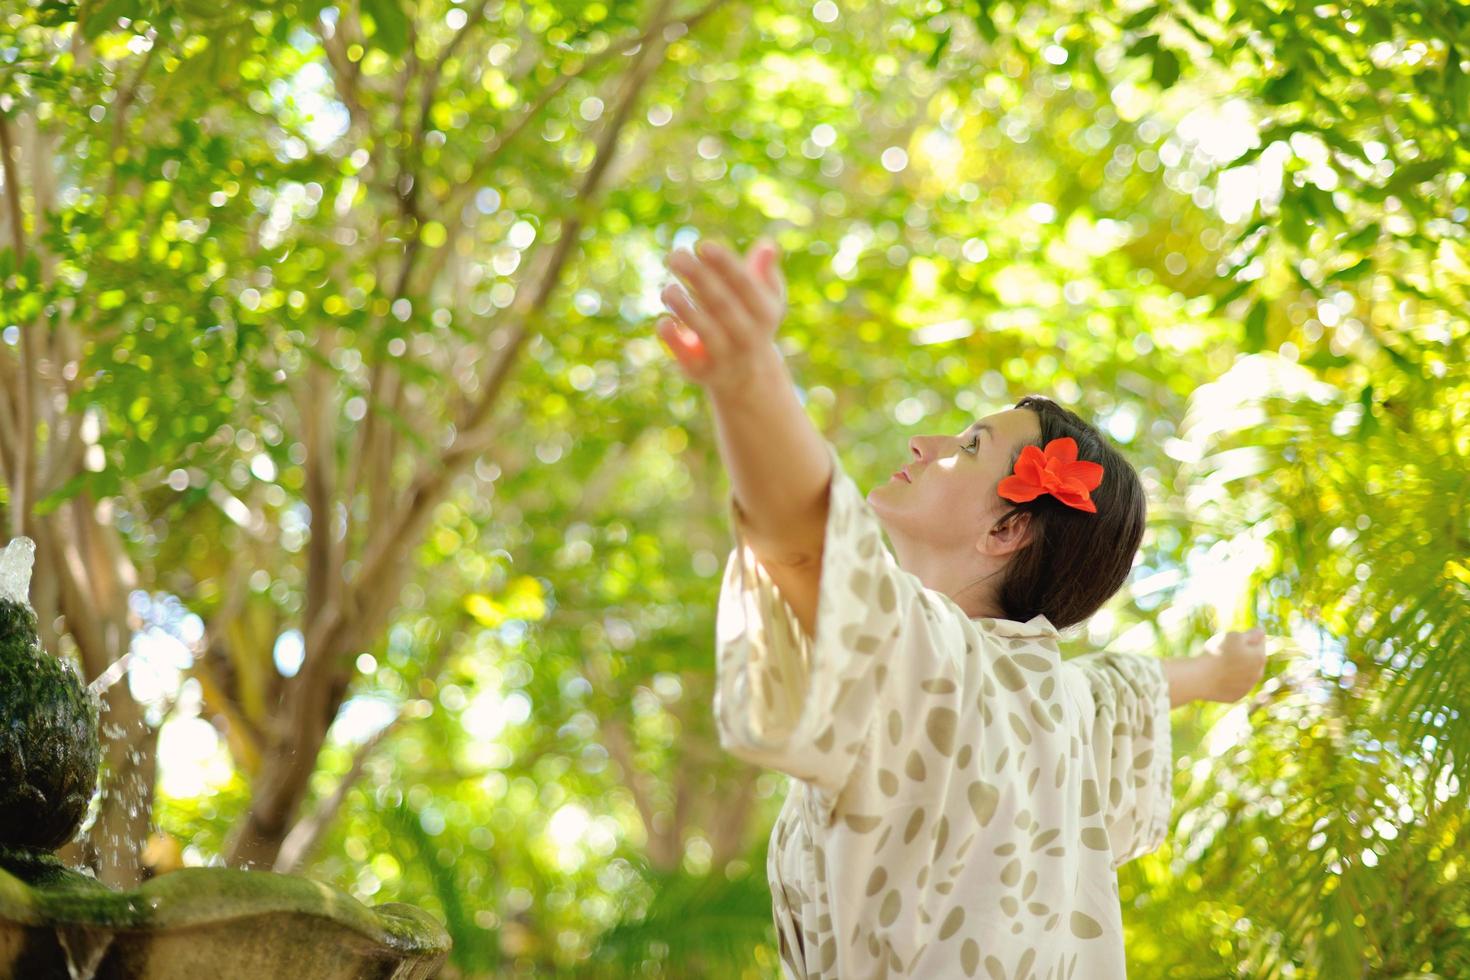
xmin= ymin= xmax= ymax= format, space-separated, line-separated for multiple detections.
xmin=715 ymin=439 xmax=1173 ymax=979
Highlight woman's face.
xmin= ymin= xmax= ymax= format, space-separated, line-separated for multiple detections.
xmin=866 ymin=407 xmax=1042 ymax=552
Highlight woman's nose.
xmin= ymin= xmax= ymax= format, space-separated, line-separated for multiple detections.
xmin=909 ymin=434 xmax=959 ymax=461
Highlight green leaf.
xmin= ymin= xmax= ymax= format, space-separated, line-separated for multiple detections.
xmin=1262 ymin=65 xmax=1304 ymax=104
xmin=1326 ymin=257 xmax=1372 ymax=283
xmin=82 ymin=0 xmax=141 ymax=41
xmin=1227 ymin=124 xmax=1293 ymax=168
xmin=1356 ymin=384 xmax=1377 ymax=439
xmin=1121 ymin=4 xmax=1159 ymax=32
xmin=1243 ymin=299 xmax=1268 ymax=352
xmin=360 ymin=0 xmax=409 ymax=57
xmin=1389 ymin=274 xmax=1438 ymax=305
xmin=1386 ymin=158 xmax=1441 ymax=192
xmin=972 ymin=0 xmax=997 ymax=43
xmin=1171 ymin=10 xmax=1217 ymax=49
xmin=1151 ymin=48 xmax=1181 ymax=88
xmin=1315 ymin=126 xmax=1372 ymax=166
xmin=1281 ymin=205 xmax=1310 ymax=250
xmin=927 ymin=27 xmax=952 ymax=69
xmin=1216 ymin=276 xmax=1256 ymax=309
xmin=1128 ymin=33 xmax=1161 ymax=58
xmin=1300 ymin=347 xmax=1353 ymax=371
xmin=1365 ymin=317 xmax=1422 ymax=376
xmin=36 ymin=0 xmax=79 ymax=28
xmin=1296 ymin=185 xmax=1326 ymax=221
xmin=1338 ymin=222 xmax=1382 ymax=253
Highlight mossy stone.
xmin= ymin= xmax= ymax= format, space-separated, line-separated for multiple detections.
xmin=0 ymin=598 xmax=102 ymax=852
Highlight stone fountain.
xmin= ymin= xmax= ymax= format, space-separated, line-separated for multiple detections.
xmin=0 ymin=537 xmax=451 ymax=979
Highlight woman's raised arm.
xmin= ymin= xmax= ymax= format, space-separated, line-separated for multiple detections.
xmin=659 ymin=238 xmax=831 ymax=634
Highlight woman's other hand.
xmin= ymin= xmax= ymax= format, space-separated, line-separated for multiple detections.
xmin=1202 ymin=627 xmax=1269 ymax=703
xmin=656 ymin=236 xmax=786 ymax=396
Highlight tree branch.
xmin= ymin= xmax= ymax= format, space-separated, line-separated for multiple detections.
xmin=196 ymin=552 xmax=266 ymax=772
xmin=413 ymin=0 xmax=490 ymax=152
xmin=346 ymin=0 xmax=461 ymax=551
xmin=194 ymin=640 xmax=264 ymax=774
xmin=39 ymin=411 xmax=86 ymax=505
xmin=670 ymin=758 xmax=693 ymax=863
xmin=349 ymin=0 xmax=723 ymax=600
xmin=342 ymin=0 xmax=491 ymax=516
xmin=440 ymin=0 xmax=731 ymax=218
xmin=347 ymin=0 xmax=683 ymax=627
xmin=299 ymin=332 xmax=344 ymax=678
xmin=601 ymin=714 xmax=672 ymax=867
xmin=24 ymin=103 xmax=63 ymax=388
xmin=0 ymin=367 xmax=18 ymax=474
xmin=0 ymin=111 xmax=35 ymax=539
xmin=231 ymin=0 xmax=686 ymax=871
xmin=273 ymin=712 xmax=400 ymax=875
xmin=313 ymin=12 xmax=368 ymax=131
xmin=0 ymin=110 xmax=24 ymax=260
xmin=709 ymin=767 xmax=758 ymax=866
xmin=273 ymin=637 xmax=453 ymax=874
xmin=104 ymin=40 xmax=158 ymax=201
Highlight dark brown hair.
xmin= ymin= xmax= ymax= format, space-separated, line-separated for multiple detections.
xmin=992 ymin=395 xmax=1147 ymax=631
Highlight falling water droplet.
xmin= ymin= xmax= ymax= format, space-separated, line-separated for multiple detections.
xmin=54 ymin=923 xmax=114 ymax=980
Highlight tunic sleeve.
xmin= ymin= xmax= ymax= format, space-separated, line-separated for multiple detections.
xmin=1063 ymin=651 xmax=1174 ymax=869
xmin=713 ymin=438 xmax=957 ymax=812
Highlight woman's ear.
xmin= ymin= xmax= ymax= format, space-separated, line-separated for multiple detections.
xmin=984 ymin=509 xmax=1033 ymax=558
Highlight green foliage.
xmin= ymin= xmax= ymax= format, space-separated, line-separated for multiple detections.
xmin=2 ymin=0 xmax=1466 ymax=974
xmin=383 ymin=800 xmax=500 ymax=972
xmin=580 ymin=854 xmax=778 ymax=978
xmin=1120 ymin=339 xmax=1469 ymax=975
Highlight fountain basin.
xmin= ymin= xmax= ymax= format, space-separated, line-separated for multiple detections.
xmin=0 ymin=537 xmax=453 ymax=977
xmin=0 ymin=850 xmax=450 ymax=979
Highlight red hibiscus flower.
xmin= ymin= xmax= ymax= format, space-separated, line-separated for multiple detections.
xmin=997 ymin=437 xmax=1105 ymax=514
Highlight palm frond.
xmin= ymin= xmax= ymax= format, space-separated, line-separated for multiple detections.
xmin=1139 ymin=352 xmax=1470 ymax=975
xmin=578 ymin=850 xmax=777 ymax=979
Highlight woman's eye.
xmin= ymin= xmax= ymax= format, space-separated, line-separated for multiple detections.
xmin=965 ymin=435 xmax=980 ymax=453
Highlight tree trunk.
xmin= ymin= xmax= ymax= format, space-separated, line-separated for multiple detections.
xmin=1 ymin=103 xmax=156 ymax=888
xmin=223 ymin=0 xmax=680 ymax=870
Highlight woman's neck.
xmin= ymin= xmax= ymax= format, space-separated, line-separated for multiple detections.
xmin=890 ymin=540 xmax=1007 ymax=619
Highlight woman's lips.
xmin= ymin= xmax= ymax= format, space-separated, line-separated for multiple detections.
xmin=893 ymin=468 xmax=911 ymax=483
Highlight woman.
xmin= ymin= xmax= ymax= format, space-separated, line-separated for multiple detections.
xmin=656 ymin=237 xmax=1266 ymax=979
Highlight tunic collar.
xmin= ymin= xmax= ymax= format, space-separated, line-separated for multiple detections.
xmin=972 ymin=613 xmax=1060 ymax=640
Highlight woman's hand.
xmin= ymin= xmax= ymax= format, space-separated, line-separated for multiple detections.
xmin=1202 ymin=627 xmax=1269 ymax=703
xmin=656 ymin=236 xmax=787 ymax=396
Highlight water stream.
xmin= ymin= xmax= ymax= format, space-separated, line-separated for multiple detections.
xmin=86 ymin=650 xmax=135 ymax=698
xmin=55 ymin=922 xmax=115 ymax=980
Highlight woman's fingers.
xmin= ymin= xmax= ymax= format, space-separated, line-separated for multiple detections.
xmin=669 ymin=247 xmax=755 ymax=343
xmin=657 ymin=316 xmax=711 ymax=375
xmin=697 ymin=240 xmax=779 ymax=326
xmin=746 ymin=239 xmax=785 ymax=308
xmin=660 ymin=280 xmax=728 ymax=362
xmin=657 ymin=236 xmax=788 ymax=386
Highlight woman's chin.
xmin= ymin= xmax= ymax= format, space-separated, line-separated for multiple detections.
xmin=865 ymin=487 xmax=899 ymax=517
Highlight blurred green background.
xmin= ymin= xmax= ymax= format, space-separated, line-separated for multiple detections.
xmin=0 ymin=0 xmax=1466 ymax=975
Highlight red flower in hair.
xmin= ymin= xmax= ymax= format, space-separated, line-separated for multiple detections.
xmin=997 ymin=437 xmax=1105 ymax=514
